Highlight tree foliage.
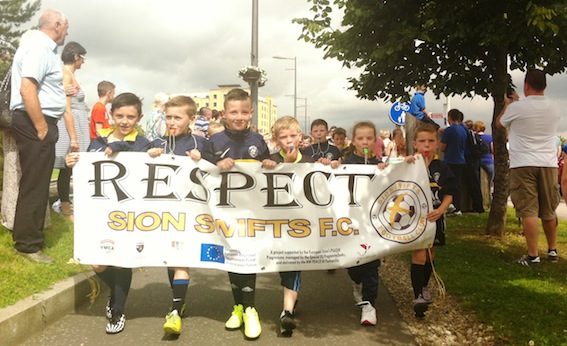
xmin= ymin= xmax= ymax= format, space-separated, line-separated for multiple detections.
xmin=294 ymin=0 xmax=567 ymax=235
xmin=0 ymin=0 xmax=40 ymax=64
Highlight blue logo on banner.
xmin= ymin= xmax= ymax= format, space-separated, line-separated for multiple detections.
xmin=200 ymin=244 xmax=225 ymax=263
xmin=389 ymin=101 xmax=410 ymax=125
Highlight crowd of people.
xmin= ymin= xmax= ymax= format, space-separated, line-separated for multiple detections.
xmin=3 ymin=7 xmax=564 ymax=342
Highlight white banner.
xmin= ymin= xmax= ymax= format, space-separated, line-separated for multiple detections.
xmin=73 ymin=152 xmax=435 ymax=273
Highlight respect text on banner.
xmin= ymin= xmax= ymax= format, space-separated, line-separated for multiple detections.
xmin=73 ymin=152 xmax=435 ymax=273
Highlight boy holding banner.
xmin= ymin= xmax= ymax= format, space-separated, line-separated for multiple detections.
xmin=343 ymin=121 xmax=384 ymax=326
xmin=66 ymin=92 xmax=150 ymax=334
xmin=147 ymin=95 xmax=213 ymax=335
xmin=268 ymin=115 xmax=315 ymax=336
xmin=404 ymin=123 xmax=456 ymax=318
xmin=209 ymin=88 xmax=276 ymax=340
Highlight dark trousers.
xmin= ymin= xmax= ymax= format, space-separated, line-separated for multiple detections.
xmin=11 ymin=110 xmax=59 ymax=253
xmin=347 ymin=259 xmax=380 ymax=306
xmin=447 ymin=163 xmax=465 ymax=212
xmin=464 ymin=155 xmax=484 ymax=212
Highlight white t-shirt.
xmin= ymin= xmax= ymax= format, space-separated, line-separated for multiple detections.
xmin=500 ymin=95 xmax=560 ymax=168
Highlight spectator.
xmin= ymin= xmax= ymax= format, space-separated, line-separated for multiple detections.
xmin=440 ymin=109 xmax=467 ymax=216
xmin=9 ymin=9 xmax=69 ymax=264
xmin=475 ymin=120 xmax=494 ymax=188
xmin=497 ymin=69 xmax=560 ymax=266
xmin=407 ymin=84 xmax=439 ymax=155
xmin=379 ymin=128 xmax=391 ymax=150
xmin=144 ymin=92 xmax=169 ymax=141
xmin=300 ymin=134 xmax=312 ymax=150
xmin=194 ymin=106 xmax=212 ymax=137
xmin=331 ymin=127 xmax=348 ymax=156
xmin=463 ymin=119 xmax=484 ymax=213
xmin=89 ymin=81 xmax=115 ymax=140
xmin=54 ymin=41 xmax=89 ymax=220
xmin=385 ymin=128 xmax=406 ymax=159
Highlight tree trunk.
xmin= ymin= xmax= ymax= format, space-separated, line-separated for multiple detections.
xmin=486 ymin=47 xmax=509 ymax=236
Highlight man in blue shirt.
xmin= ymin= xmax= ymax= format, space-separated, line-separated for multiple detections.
xmin=410 ymin=85 xmax=440 ymax=130
xmin=407 ymin=84 xmax=440 ymax=155
xmin=440 ymin=109 xmax=468 ymax=216
xmin=10 ymin=9 xmax=70 ymax=263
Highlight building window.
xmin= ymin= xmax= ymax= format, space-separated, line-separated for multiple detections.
xmin=214 ymin=102 xmax=217 ymax=107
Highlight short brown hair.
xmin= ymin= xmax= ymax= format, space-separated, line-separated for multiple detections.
xmin=164 ymin=96 xmax=197 ymax=117
xmin=224 ymin=88 xmax=250 ymax=108
xmin=525 ymin=69 xmax=546 ymax=92
xmin=414 ymin=123 xmax=438 ymax=139
xmin=97 ymin=81 xmax=115 ymax=97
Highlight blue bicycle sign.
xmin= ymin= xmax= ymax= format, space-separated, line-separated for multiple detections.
xmin=389 ymin=101 xmax=409 ymax=125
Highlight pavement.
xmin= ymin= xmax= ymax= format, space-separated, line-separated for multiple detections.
xmin=7 ymin=268 xmax=417 ymax=346
xmin=4 ymin=198 xmax=565 ymax=345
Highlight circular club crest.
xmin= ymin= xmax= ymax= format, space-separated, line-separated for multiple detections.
xmin=370 ymin=180 xmax=429 ymax=244
xmin=248 ymin=145 xmax=259 ymax=158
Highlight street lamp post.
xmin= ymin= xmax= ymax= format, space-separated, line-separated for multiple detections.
xmin=295 ymin=97 xmax=308 ymax=132
xmin=273 ymin=55 xmax=297 ymax=119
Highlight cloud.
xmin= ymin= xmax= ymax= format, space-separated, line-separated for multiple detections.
xmin=35 ymin=0 xmax=567 ymax=135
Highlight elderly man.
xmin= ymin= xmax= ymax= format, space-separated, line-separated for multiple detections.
xmin=497 ymin=69 xmax=561 ymax=266
xmin=10 ymin=9 xmax=70 ymax=263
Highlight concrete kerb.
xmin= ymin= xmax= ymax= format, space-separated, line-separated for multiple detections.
xmin=0 ymin=270 xmax=104 ymax=346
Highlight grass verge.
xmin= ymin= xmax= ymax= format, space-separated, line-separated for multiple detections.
xmin=0 ymin=212 xmax=83 ymax=308
xmin=440 ymin=209 xmax=567 ymax=345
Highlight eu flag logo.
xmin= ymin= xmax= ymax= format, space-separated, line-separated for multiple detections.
xmin=200 ymin=244 xmax=225 ymax=263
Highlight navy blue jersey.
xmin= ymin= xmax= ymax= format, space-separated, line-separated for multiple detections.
xmin=302 ymin=141 xmax=342 ymax=161
xmin=342 ymin=153 xmax=382 ymax=165
xmin=88 ymin=129 xmax=150 ymax=153
xmin=150 ymin=132 xmax=214 ymax=163
xmin=209 ymin=128 xmax=269 ymax=163
xmin=427 ymin=159 xmax=457 ymax=246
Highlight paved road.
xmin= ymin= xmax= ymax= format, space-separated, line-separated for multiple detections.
xmin=21 ymin=268 xmax=416 ymax=346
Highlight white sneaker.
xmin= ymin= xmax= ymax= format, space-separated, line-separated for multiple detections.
xmin=446 ymin=203 xmax=456 ymax=214
xmin=358 ymin=301 xmax=376 ymax=326
xmin=352 ymin=282 xmax=363 ymax=304
xmin=422 ymin=287 xmax=433 ymax=304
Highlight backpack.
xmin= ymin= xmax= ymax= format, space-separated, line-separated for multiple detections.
xmin=468 ymin=130 xmax=490 ymax=158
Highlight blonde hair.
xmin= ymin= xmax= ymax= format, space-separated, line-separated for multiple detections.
xmin=272 ymin=116 xmax=302 ymax=139
xmin=164 ymin=95 xmax=197 ymax=117
xmin=474 ymin=120 xmax=486 ymax=132
xmin=208 ymin=122 xmax=225 ymax=136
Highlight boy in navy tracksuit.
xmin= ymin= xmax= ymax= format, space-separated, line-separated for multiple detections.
xmin=209 ymin=88 xmax=275 ymax=340
xmin=66 ymin=92 xmax=150 ymax=334
xmin=146 ymin=95 xmax=213 ymax=335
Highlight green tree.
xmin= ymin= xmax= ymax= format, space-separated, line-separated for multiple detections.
xmin=0 ymin=0 xmax=40 ymax=66
xmin=294 ymin=0 xmax=567 ymax=236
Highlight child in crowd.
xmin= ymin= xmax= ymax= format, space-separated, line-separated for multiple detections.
xmin=209 ymin=88 xmax=276 ymax=340
xmin=268 ymin=116 xmax=315 ymax=336
xmin=207 ymin=122 xmax=225 ymax=137
xmin=342 ymin=121 xmax=383 ymax=326
xmin=331 ymin=127 xmax=348 ymax=156
xmin=66 ymin=92 xmax=150 ymax=334
xmin=404 ymin=123 xmax=456 ymax=317
xmin=300 ymin=134 xmax=312 ymax=150
xmin=302 ymin=118 xmax=342 ymax=162
xmin=385 ymin=128 xmax=407 ymax=159
xmin=89 ymin=80 xmax=115 ymax=140
xmin=146 ymin=95 xmax=213 ymax=335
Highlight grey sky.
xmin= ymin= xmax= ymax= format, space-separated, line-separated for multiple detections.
xmin=36 ymin=0 xmax=567 ymax=135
